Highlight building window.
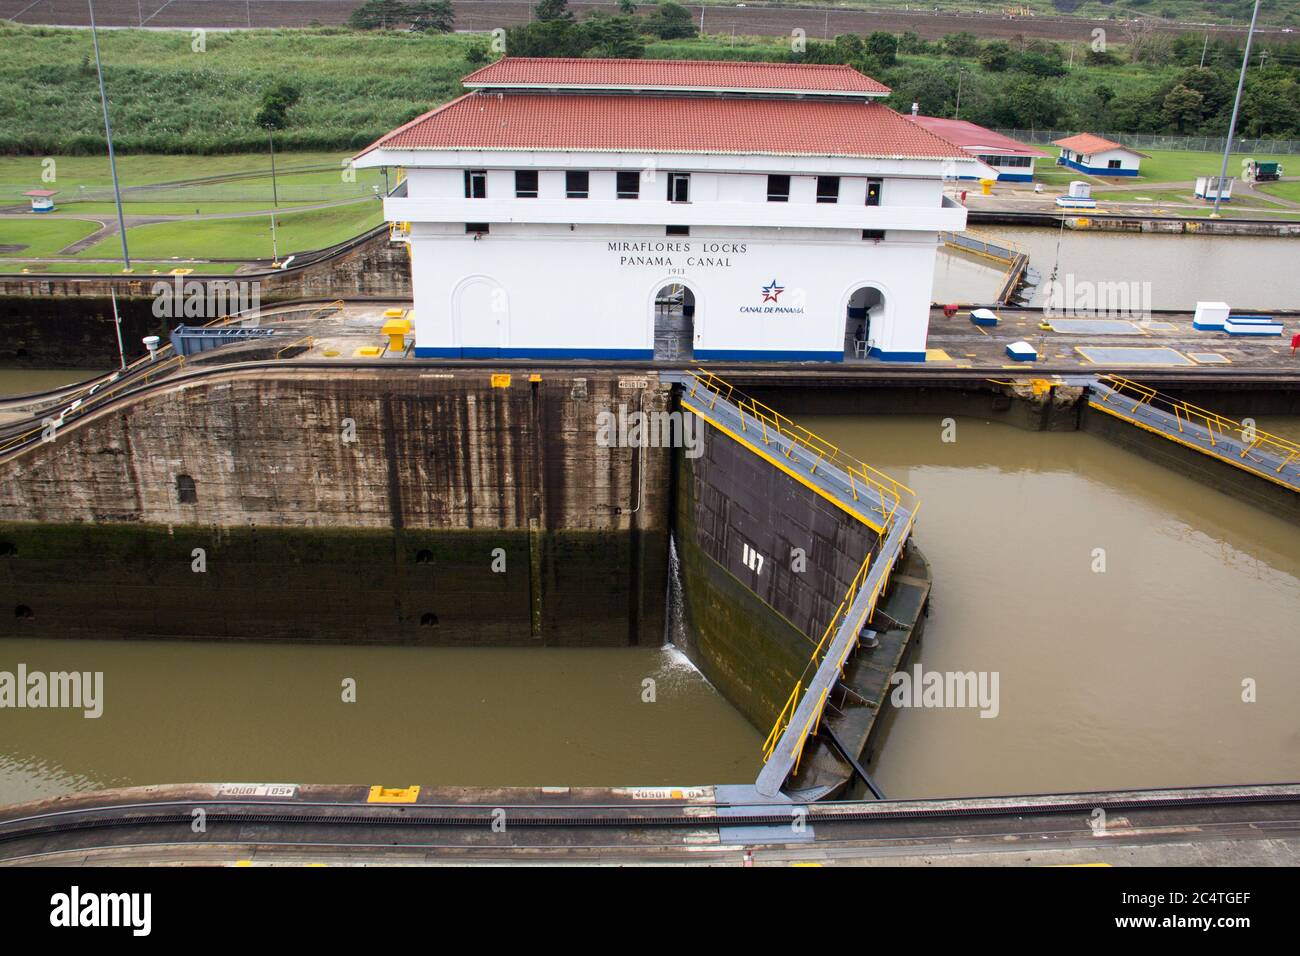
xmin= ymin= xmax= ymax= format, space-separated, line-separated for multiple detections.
xmin=566 ymin=171 xmax=589 ymax=198
xmin=1107 ymin=159 xmax=1122 ymax=169
xmin=616 ymin=171 xmax=640 ymax=199
xmin=515 ymin=170 xmax=538 ymax=198
xmin=862 ymin=229 xmax=885 ymax=241
xmin=866 ymin=179 xmax=883 ymax=206
xmin=176 ymin=474 xmax=197 ymax=504
xmin=767 ymin=174 xmax=790 ymax=202
xmin=464 ymin=170 xmax=487 ymax=199
xmin=667 ymin=172 xmax=690 ymax=203
xmin=666 ymin=225 xmax=689 ymax=236
xmin=466 ymin=223 xmax=489 ymax=234
xmin=816 ymin=176 xmax=840 ymax=204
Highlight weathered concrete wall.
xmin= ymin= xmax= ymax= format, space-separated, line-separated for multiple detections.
xmin=1080 ymin=403 xmax=1300 ymax=524
xmin=0 ymin=368 xmax=669 ymax=645
xmin=0 ymin=228 xmax=410 ymax=368
xmin=673 ymin=405 xmax=879 ymax=733
xmin=744 ymin=382 xmax=1085 ymax=432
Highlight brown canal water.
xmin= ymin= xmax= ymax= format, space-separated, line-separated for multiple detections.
xmin=933 ymin=229 xmax=1300 ymax=312
xmin=1 ymin=395 xmax=1297 ymax=805
xmin=802 ymin=414 xmax=1300 ymax=799
xmin=0 ymin=368 xmax=103 ymax=395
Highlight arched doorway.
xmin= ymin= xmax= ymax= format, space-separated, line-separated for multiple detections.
xmin=653 ymin=281 xmax=695 ymax=361
xmin=845 ymin=286 xmax=885 ymax=360
xmin=453 ymin=276 xmax=508 ymax=356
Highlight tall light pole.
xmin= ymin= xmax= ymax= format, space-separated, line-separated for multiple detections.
xmin=89 ymin=0 xmax=131 ymax=272
xmin=1213 ymin=0 xmax=1260 ymax=218
xmin=268 ymin=128 xmax=280 ymax=266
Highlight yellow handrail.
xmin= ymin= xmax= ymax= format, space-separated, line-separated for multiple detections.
xmin=689 ymin=369 xmax=916 ymax=529
xmin=1095 ymin=374 xmax=1300 ymax=468
xmin=276 ymin=335 xmax=315 ymax=359
xmin=761 ymin=682 xmax=802 ymax=764
xmin=757 ymin=504 xmax=920 ymax=770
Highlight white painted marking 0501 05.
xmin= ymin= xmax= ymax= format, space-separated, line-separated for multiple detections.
xmin=217 ymin=784 xmax=298 ymax=798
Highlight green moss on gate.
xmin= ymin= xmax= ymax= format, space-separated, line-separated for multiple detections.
xmin=671 ymin=453 xmax=811 ymax=735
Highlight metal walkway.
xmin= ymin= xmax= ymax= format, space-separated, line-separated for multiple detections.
xmin=1087 ymin=375 xmax=1300 ymax=493
xmin=664 ymin=370 xmax=920 ymax=798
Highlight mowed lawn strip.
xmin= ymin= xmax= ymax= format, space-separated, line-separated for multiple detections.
xmin=0 ymin=217 xmax=103 ymax=257
xmin=76 ymin=201 xmax=383 ymax=260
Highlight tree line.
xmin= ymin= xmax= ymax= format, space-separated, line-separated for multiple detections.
xmin=450 ymin=0 xmax=1300 ymax=139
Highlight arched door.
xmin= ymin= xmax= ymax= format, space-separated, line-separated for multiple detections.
xmin=653 ymin=281 xmax=696 ymax=361
xmin=845 ymin=286 xmax=885 ymax=360
xmin=454 ymin=277 xmax=507 ymax=356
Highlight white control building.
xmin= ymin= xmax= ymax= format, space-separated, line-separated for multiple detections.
xmin=355 ymin=57 xmax=988 ymax=362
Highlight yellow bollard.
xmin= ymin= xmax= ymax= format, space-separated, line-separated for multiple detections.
xmin=381 ymin=317 xmax=412 ymax=353
xmin=979 ymin=178 xmax=995 ymax=196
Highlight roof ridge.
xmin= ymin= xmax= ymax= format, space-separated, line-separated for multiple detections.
xmin=477 ymin=56 xmax=864 ymax=70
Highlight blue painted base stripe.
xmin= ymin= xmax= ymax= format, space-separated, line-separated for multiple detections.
xmin=1058 ymin=157 xmax=1138 ymax=176
xmin=868 ymin=347 xmax=927 ymax=363
xmin=695 ymin=349 xmax=842 ymax=362
xmin=414 ymin=346 xmax=653 ymax=359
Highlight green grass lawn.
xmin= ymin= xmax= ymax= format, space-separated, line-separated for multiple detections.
xmin=1130 ymin=150 xmax=1294 ymax=185
xmin=1036 ymin=152 xmax=1297 ymax=188
xmin=1257 ymin=180 xmax=1300 ymax=203
xmin=0 ymin=151 xmax=366 ymax=192
xmin=77 ymin=200 xmax=383 ymax=260
xmin=0 ymin=217 xmax=102 ymax=257
xmin=47 ymin=201 xmax=323 ymax=216
xmin=7 ymin=260 xmax=247 ymax=275
xmin=1092 ymin=189 xmax=1287 ymax=209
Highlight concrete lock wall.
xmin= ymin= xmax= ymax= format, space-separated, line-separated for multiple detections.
xmin=672 ymin=402 xmax=880 ymax=733
xmin=0 ymin=369 xmax=669 ymax=645
xmin=0 ymin=228 xmax=411 ymax=368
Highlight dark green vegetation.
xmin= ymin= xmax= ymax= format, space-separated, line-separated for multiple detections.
xmin=348 ymin=0 xmax=454 ymax=32
xmin=0 ymin=521 xmax=664 ymax=646
xmin=3 ymin=9 xmax=1299 ymax=156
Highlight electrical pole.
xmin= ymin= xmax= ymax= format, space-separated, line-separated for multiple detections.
xmin=269 ymin=129 xmax=280 ymax=265
xmin=110 ymin=287 xmax=126 ymax=370
xmin=1213 ymin=0 xmax=1260 ymax=218
xmin=89 ymin=0 xmax=131 ymax=272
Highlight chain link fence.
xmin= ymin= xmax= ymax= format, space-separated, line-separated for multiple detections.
xmin=995 ymin=130 xmax=1300 ymax=155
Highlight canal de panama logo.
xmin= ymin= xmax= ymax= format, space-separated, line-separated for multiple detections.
xmin=741 ymin=279 xmax=803 ymax=315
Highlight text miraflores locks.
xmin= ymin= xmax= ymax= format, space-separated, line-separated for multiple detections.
xmin=609 ymin=240 xmax=750 ymax=269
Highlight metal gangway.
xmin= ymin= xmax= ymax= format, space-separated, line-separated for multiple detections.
xmin=666 ymin=370 xmax=920 ymax=798
xmin=1088 ymin=375 xmax=1300 ymax=493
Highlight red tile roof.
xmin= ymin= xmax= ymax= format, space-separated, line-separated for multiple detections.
xmin=1052 ymin=133 xmax=1148 ymax=157
xmin=359 ymin=93 xmax=968 ymax=161
xmin=462 ymin=57 xmax=891 ymax=96
xmin=906 ymin=115 xmax=1049 ymax=157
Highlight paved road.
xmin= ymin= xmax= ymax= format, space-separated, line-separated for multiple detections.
xmin=1 ymin=0 xmax=1289 ymax=42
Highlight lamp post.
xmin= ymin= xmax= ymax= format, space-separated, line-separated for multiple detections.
xmin=1212 ymin=0 xmax=1260 ymax=218
xmin=89 ymin=0 xmax=131 ymax=272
